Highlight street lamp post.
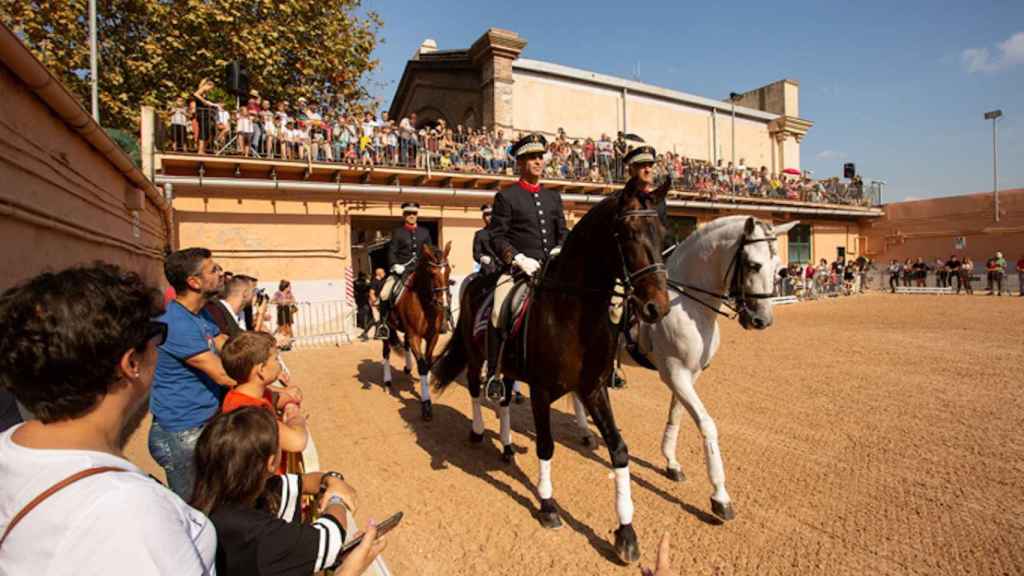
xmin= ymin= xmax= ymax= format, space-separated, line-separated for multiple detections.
xmin=729 ymin=92 xmax=740 ymax=166
xmin=89 ymin=0 xmax=99 ymax=123
xmin=983 ymin=109 xmax=1002 ymax=222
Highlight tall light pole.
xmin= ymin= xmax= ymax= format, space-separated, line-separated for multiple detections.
xmin=729 ymin=92 xmax=740 ymax=166
xmin=89 ymin=0 xmax=99 ymax=123
xmin=984 ymin=109 xmax=1002 ymax=222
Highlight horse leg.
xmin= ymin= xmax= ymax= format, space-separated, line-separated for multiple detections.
xmin=408 ymin=334 xmax=432 ymax=421
xmin=668 ymin=366 xmax=734 ymax=521
xmin=530 ymin=393 xmax=561 ymax=529
xmin=499 ymin=377 xmax=515 ymax=462
xmin=572 ymin=393 xmax=595 ymax=448
xmin=661 ymin=395 xmax=687 ymax=481
xmin=468 ymin=370 xmax=485 ymax=444
xmin=381 ymin=340 xmax=392 ymax=387
xmin=579 ymin=388 xmax=639 ymax=564
xmin=404 ymin=341 xmax=414 ymax=376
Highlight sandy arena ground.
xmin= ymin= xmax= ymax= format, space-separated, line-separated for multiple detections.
xmin=127 ymin=293 xmax=1024 ymax=575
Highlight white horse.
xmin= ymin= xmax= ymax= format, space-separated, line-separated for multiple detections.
xmin=574 ymin=215 xmax=796 ymax=521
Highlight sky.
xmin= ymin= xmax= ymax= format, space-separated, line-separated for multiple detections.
xmin=361 ymin=0 xmax=1022 ymax=203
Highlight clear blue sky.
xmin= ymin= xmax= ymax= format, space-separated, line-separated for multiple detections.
xmin=362 ymin=0 xmax=1022 ymax=203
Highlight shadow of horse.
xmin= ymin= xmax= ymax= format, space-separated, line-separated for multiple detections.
xmin=354 ymin=359 xmax=623 ymax=563
xmin=355 ymin=354 xmax=412 ymax=396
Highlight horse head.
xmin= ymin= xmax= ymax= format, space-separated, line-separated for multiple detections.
xmin=615 ymin=178 xmax=671 ymax=323
xmin=733 ymin=218 xmax=798 ymax=330
xmin=419 ymin=241 xmax=451 ymax=309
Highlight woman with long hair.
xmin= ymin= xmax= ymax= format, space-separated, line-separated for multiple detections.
xmin=191 ymin=407 xmax=385 ymax=575
xmin=273 ymin=279 xmax=296 ymax=345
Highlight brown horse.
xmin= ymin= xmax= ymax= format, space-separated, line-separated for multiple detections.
xmin=382 ymin=241 xmax=451 ymax=421
xmin=432 ymin=179 xmax=670 ymax=563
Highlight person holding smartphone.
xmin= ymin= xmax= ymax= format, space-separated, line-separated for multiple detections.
xmin=191 ymin=407 xmax=388 ymax=575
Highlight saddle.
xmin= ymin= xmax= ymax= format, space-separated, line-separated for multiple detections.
xmin=472 ymin=280 xmax=531 ymax=346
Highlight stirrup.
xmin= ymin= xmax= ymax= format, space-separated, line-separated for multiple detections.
xmin=484 ymin=374 xmax=504 ymax=403
xmin=375 ymin=324 xmax=390 ymax=340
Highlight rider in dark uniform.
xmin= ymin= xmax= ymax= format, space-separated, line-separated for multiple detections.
xmin=485 ymin=133 xmax=567 ymax=399
xmin=375 ymin=202 xmax=433 ymax=339
xmin=473 ymin=204 xmax=500 ymax=276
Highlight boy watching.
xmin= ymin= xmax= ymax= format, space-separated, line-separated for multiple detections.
xmin=220 ymin=332 xmax=308 ymax=472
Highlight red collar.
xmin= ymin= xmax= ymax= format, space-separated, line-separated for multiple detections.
xmin=517 ymin=179 xmax=541 ymax=194
xmin=404 ymin=223 xmax=417 ymax=232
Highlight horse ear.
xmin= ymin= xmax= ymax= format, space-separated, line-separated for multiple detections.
xmin=773 ymin=220 xmax=800 ymax=236
xmin=443 ymin=241 xmax=452 ymax=258
xmin=744 ymin=216 xmax=756 ymax=235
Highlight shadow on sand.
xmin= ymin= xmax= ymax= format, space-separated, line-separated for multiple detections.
xmin=354 ymin=359 xmax=720 ymax=562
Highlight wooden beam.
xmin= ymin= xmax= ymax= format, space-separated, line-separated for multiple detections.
xmin=415 ymin=175 xmax=429 ymax=186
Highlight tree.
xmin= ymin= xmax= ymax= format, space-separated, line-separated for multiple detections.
xmin=1 ymin=0 xmax=382 ymax=131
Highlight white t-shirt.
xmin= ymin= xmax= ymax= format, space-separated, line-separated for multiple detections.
xmin=0 ymin=425 xmax=217 ymax=575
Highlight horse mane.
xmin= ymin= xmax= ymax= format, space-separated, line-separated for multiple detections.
xmin=675 ymin=215 xmax=756 ymax=258
xmin=548 ymin=192 xmax=622 ymax=286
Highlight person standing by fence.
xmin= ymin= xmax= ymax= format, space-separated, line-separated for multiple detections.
xmin=947 ymin=255 xmax=962 ymax=293
xmin=273 ymin=280 xmax=297 ymax=345
xmin=1017 ymin=254 xmax=1024 ymax=296
xmin=888 ymin=260 xmax=900 ymax=292
xmin=354 ymin=272 xmax=372 ymax=339
xmin=962 ymin=258 xmax=975 ymax=294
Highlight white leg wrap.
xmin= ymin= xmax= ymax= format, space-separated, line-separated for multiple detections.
xmin=420 ymin=373 xmax=430 ymax=401
xmin=513 ymin=380 xmax=521 ymax=394
xmin=538 ymin=459 xmax=553 ymax=500
xmin=382 ymin=362 xmax=392 ymax=382
xmin=614 ymin=466 xmax=635 ymax=526
xmin=471 ymin=397 xmax=484 ymax=435
xmin=499 ymin=405 xmax=511 ymax=447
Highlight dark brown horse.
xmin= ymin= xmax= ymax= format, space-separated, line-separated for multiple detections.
xmin=382 ymin=241 xmax=451 ymax=421
xmin=432 ymin=179 xmax=670 ymax=563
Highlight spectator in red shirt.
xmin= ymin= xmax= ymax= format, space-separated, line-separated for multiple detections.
xmin=1017 ymin=255 xmax=1024 ymax=296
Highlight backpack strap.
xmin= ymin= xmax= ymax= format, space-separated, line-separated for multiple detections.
xmin=0 ymin=466 xmax=128 ymax=548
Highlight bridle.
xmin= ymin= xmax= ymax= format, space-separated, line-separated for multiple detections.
xmin=665 ymin=223 xmax=777 ymax=320
xmin=425 ymin=257 xmax=450 ymax=310
xmin=613 ymin=208 xmax=667 ymax=308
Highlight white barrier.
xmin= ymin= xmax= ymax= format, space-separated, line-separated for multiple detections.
xmin=770 ymin=295 xmax=799 ymax=306
xmin=895 ymin=286 xmax=953 ymax=295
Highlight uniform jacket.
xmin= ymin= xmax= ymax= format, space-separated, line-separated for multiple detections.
xmin=473 ymin=228 xmax=500 ymax=275
xmin=388 ymin=225 xmax=433 ymax=268
xmin=490 ymin=182 xmax=567 ymax=266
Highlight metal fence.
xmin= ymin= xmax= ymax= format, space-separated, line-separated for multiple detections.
xmin=283 ymin=300 xmax=353 ymax=348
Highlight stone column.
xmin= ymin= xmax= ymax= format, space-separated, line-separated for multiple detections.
xmin=469 ymin=29 xmax=526 ymax=131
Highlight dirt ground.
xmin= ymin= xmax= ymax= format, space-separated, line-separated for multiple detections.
xmin=127 ymin=293 xmax=1024 ymax=575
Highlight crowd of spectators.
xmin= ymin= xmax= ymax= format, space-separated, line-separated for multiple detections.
xmin=883 ymin=252 xmax=1023 ymax=296
xmin=162 ymin=81 xmax=873 ymax=207
xmin=777 ymin=256 xmax=874 ymax=299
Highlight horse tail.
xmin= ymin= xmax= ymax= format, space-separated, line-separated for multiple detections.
xmin=431 ymin=317 xmax=468 ymax=392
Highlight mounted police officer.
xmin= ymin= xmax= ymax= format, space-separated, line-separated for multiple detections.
xmin=484 ymin=133 xmax=567 ymax=399
xmin=473 ymin=204 xmax=500 ymax=276
xmin=375 ymin=201 xmax=433 ymax=339
xmin=609 ymin=144 xmax=672 ymax=388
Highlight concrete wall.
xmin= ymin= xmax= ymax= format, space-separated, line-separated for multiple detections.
xmin=512 ymin=70 xmax=623 ymax=139
xmin=0 ymin=64 xmax=168 ymax=292
xmin=863 ymin=189 xmax=1024 ymax=264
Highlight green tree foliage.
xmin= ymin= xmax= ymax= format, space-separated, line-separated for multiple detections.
xmin=2 ymin=1 xmax=382 ymax=130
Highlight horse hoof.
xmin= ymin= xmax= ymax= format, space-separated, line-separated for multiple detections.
xmin=711 ymin=498 xmax=736 ymax=521
xmin=502 ymin=445 xmax=514 ymax=463
xmin=383 ymin=380 xmax=391 ymax=388
xmin=666 ymin=467 xmax=685 ymax=482
xmin=613 ymin=524 xmax=640 ymax=564
xmin=469 ymin=431 xmax=484 ymax=444
xmin=581 ymin=435 xmax=595 ymax=448
xmin=538 ymin=499 xmax=562 ymax=529
xmin=421 ymin=400 xmax=433 ymax=422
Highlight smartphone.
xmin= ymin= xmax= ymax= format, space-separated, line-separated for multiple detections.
xmin=339 ymin=512 xmax=403 ymax=556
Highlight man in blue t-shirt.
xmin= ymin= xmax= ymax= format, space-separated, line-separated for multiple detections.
xmin=149 ymin=247 xmax=235 ymax=499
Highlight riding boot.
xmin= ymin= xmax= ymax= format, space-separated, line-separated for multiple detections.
xmin=484 ymin=325 xmax=504 ymax=402
xmin=375 ymin=301 xmax=391 ymax=340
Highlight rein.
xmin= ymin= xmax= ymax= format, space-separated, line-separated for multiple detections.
xmin=664 ymin=227 xmax=778 ymax=320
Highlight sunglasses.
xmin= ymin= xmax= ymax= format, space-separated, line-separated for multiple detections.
xmin=144 ymin=321 xmax=168 ymax=347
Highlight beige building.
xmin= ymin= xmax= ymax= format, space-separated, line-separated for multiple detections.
xmin=390 ymin=29 xmax=812 ymax=173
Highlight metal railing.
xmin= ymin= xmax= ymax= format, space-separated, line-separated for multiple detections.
xmin=285 ymin=300 xmax=353 ymax=348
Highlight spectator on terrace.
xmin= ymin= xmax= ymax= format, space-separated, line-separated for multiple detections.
xmin=236 ymin=107 xmax=254 ymax=157
xmin=168 ymin=97 xmax=189 ymax=152
xmin=934 ymin=258 xmax=947 ymax=288
xmin=150 ymin=248 xmax=235 ymax=500
xmin=191 ymin=78 xmax=217 ymax=155
xmin=0 ymin=264 xmax=216 ymax=573
xmin=190 ymin=407 xmax=384 ymax=576
xmin=247 ymin=93 xmax=263 ymax=156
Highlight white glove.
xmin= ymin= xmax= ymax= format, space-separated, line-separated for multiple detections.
xmin=391 ymin=264 xmax=405 ymax=275
xmin=513 ymin=254 xmax=541 ymax=277
xmin=480 ymin=255 xmax=493 ymax=265
xmin=549 ymin=246 xmax=562 ymax=257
